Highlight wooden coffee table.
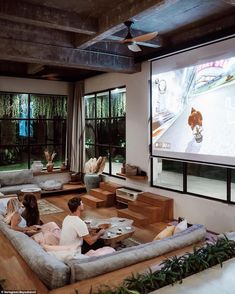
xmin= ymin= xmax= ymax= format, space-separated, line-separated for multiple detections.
xmin=101 ymin=226 xmax=135 ymax=247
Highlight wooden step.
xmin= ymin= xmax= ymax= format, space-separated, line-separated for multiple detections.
xmin=90 ymin=188 xmax=115 ymax=206
xmin=99 ymin=181 xmax=123 ymax=193
xmin=81 ymin=194 xmax=105 ymax=208
xmin=128 ymin=201 xmax=164 ymax=222
xmin=117 ymin=208 xmax=148 ymax=227
xmin=138 ymin=192 xmax=173 ymax=220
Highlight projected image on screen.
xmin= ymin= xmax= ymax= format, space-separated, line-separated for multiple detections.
xmin=152 ymin=56 xmax=235 ymax=165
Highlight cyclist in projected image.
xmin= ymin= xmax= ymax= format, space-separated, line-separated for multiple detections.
xmin=188 ymin=107 xmax=203 ymax=143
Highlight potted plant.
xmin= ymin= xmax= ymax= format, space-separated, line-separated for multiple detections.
xmin=44 ymin=149 xmax=56 ymax=172
xmin=84 ymin=157 xmax=106 ymax=193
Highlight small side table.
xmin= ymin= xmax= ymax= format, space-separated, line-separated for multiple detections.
xmin=20 ymin=187 xmax=42 ymax=200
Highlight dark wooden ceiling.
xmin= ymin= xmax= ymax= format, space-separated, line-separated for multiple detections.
xmin=0 ymin=0 xmax=234 ymax=82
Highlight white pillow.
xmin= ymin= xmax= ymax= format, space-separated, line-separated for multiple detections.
xmin=39 ymin=180 xmax=62 ymax=191
xmin=174 ymin=219 xmax=188 ymax=234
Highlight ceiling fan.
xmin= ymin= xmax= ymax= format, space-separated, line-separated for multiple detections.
xmin=40 ymin=73 xmax=60 ymax=81
xmin=117 ymin=20 xmax=158 ymax=52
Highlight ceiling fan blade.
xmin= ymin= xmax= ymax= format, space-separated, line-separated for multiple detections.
xmin=132 ymin=32 xmax=158 ymax=43
xmin=135 ymin=41 xmax=160 ymax=49
xmin=127 ymin=43 xmax=142 ymax=52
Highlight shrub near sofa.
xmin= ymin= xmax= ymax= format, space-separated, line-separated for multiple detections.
xmin=0 ymin=170 xmax=40 ymax=195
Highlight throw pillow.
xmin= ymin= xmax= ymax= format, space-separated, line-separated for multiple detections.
xmin=39 ymin=180 xmax=62 ymax=191
xmin=174 ymin=219 xmax=188 ymax=234
xmin=153 ymin=225 xmax=175 ymax=240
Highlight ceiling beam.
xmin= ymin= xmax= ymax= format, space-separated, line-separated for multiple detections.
xmin=0 ymin=19 xmax=74 ymax=48
xmin=76 ymin=0 xmax=179 ymax=49
xmin=0 ymin=38 xmax=141 ymax=74
xmin=136 ymin=14 xmax=235 ymax=62
xmin=170 ymin=13 xmax=235 ymax=45
xmin=0 ymin=0 xmax=97 ymax=35
xmin=27 ymin=63 xmax=45 ymax=75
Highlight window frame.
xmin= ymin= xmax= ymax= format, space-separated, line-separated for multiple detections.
xmin=0 ymin=91 xmax=67 ymax=170
xmin=84 ymin=86 xmax=126 ymax=177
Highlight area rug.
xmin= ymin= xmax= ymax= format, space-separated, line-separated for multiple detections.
xmin=37 ymin=199 xmax=64 ymax=215
xmin=116 ymin=237 xmax=142 ymax=251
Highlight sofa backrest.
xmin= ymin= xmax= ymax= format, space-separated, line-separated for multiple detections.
xmin=68 ymin=224 xmax=206 ymax=282
xmin=0 ymin=220 xmax=70 ymax=289
xmin=0 ymin=170 xmax=34 ymax=186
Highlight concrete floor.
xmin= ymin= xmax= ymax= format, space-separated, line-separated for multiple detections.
xmin=150 ymin=257 xmax=235 ymax=294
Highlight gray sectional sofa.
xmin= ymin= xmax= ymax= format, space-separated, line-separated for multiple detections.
xmin=0 ymin=169 xmax=71 ymax=196
xmin=0 ymin=218 xmax=206 ymax=290
xmin=0 ymin=170 xmax=40 ymax=195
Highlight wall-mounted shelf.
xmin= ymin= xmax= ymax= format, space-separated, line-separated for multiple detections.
xmin=116 ymin=172 xmax=148 ymax=181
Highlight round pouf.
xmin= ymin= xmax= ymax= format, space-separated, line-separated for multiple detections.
xmin=84 ymin=174 xmax=101 ymax=193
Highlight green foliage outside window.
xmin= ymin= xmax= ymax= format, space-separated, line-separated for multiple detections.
xmin=0 ymin=92 xmax=67 ymax=170
xmin=0 ymin=93 xmax=20 ymax=118
xmin=31 ymin=94 xmax=67 ymax=119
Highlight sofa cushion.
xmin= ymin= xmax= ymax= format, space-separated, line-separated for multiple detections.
xmin=68 ymin=224 xmax=206 ymax=282
xmin=0 ymin=184 xmax=39 ymax=194
xmin=0 ymin=170 xmax=34 ymax=186
xmin=174 ymin=219 xmax=188 ymax=234
xmin=0 ymin=220 xmax=70 ymax=289
xmin=154 ymin=226 xmax=175 ymax=240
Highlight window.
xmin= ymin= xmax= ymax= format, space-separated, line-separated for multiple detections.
xmin=85 ymin=87 xmax=126 ymax=176
xmin=0 ymin=92 xmax=67 ymax=171
xmin=152 ymin=158 xmax=183 ymax=191
xmin=151 ymin=157 xmax=232 ymax=203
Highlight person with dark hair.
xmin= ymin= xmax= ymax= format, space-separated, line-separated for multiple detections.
xmin=4 ymin=198 xmax=39 ymax=235
xmin=21 ymin=193 xmax=41 ymax=227
xmin=60 ymin=196 xmax=106 ymax=254
xmin=5 ymin=197 xmax=61 ymax=245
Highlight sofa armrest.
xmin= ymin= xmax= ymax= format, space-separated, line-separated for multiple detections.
xmin=0 ymin=220 xmax=70 ymax=289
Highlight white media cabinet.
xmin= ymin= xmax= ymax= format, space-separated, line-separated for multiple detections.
xmin=116 ymin=187 xmax=141 ymax=205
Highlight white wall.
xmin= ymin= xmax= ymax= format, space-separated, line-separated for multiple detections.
xmin=85 ymin=62 xmax=150 ymax=172
xmin=0 ymin=76 xmax=70 ymax=95
xmin=85 ymin=62 xmax=235 ymax=234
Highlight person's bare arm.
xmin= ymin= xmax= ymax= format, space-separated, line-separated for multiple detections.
xmin=11 ymin=213 xmax=26 ymax=232
xmin=83 ymin=228 xmax=105 ymax=245
xmin=11 ymin=213 xmax=39 ymax=235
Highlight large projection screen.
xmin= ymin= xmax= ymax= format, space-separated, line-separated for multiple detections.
xmin=151 ymin=37 xmax=235 ymax=166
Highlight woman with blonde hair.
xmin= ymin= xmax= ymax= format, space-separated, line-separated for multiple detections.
xmin=4 ymin=198 xmax=39 ymax=235
xmin=4 ymin=197 xmax=61 ymax=245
